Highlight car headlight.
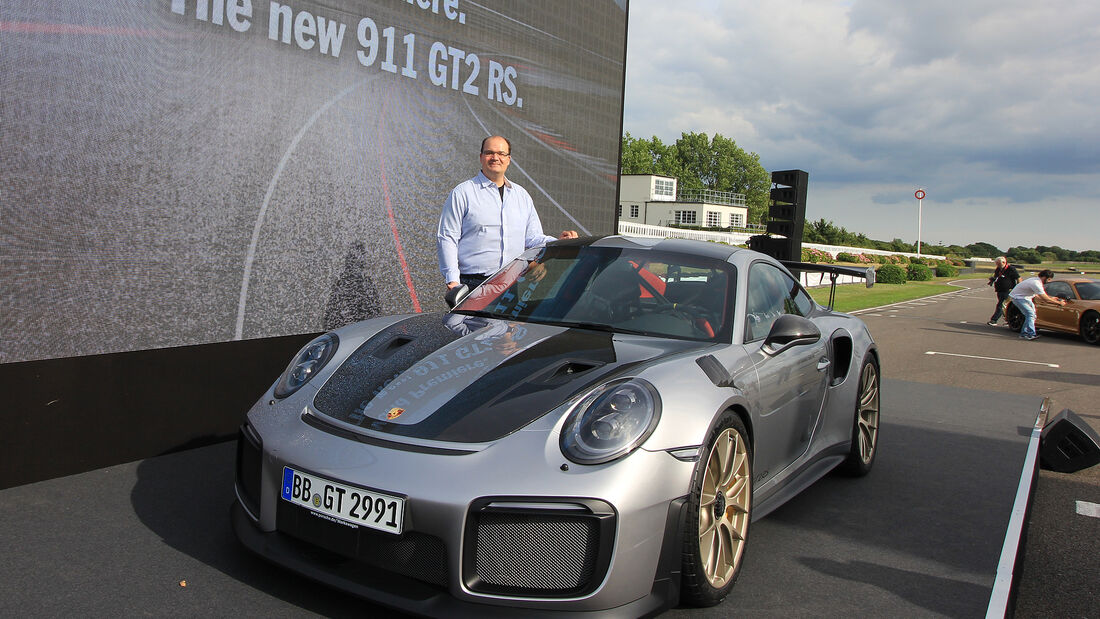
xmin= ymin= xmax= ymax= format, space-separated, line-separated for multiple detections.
xmin=560 ymin=379 xmax=661 ymax=465
xmin=273 ymin=333 xmax=339 ymax=398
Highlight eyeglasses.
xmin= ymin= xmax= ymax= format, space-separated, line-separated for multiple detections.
xmin=481 ymin=150 xmax=510 ymax=157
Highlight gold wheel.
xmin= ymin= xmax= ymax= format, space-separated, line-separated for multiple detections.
xmin=837 ymin=356 xmax=881 ymax=476
xmin=856 ymin=361 xmax=880 ymax=465
xmin=698 ymin=427 xmax=752 ymax=588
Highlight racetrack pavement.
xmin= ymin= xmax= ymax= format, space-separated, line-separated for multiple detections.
xmin=851 ymin=278 xmax=1100 ymax=618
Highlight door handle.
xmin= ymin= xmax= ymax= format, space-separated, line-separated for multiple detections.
xmin=817 ymin=357 xmax=831 ymax=372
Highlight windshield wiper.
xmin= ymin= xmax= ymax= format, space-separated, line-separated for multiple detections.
xmin=528 ymin=318 xmax=653 ymax=336
xmin=450 ymin=309 xmax=508 ymax=320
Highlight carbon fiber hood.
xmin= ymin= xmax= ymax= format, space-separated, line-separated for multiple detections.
xmin=313 ymin=312 xmax=706 ymax=443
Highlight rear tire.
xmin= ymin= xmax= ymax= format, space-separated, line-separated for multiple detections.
xmin=1006 ymin=303 xmax=1024 ymax=332
xmin=836 ymin=355 xmax=880 ymax=477
xmin=680 ymin=412 xmax=752 ymax=607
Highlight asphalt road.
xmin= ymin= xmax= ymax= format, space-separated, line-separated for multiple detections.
xmin=850 ymin=278 xmax=1100 ymax=618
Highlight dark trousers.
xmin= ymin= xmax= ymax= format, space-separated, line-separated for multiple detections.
xmin=990 ymin=290 xmax=1010 ymax=322
xmin=459 ymin=273 xmax=488 ymax=289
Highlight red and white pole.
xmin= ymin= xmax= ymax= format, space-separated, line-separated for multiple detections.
xmin=914 ymin=189 xmax=926 ymax=257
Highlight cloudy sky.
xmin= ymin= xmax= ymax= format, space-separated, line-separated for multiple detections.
xmin=622 ymin=0 xmax=1100 ymax=252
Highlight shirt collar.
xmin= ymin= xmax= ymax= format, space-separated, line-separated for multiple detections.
xmin=476 ymin=170 xmax=510 ymax=189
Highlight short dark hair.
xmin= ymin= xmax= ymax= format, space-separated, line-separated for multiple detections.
xmin=480 ymin=135 xmax=511 ymax=154
xmin=1038 ymin=269 xmax=1055 ymax=279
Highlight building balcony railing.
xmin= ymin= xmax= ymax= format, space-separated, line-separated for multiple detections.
xmin=675 ymin=188 xmax=747 ymax=207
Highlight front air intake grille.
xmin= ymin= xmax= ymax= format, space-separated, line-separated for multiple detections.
xmin=235 ymin=424 xmax=262 ymax=518
xmin=476 ymin=513 xmax=597 ymax=589
xmin=464 ymin=499 xmax=615 ymax=598
xmin=277 ymin=499 xmax=449 ymax=587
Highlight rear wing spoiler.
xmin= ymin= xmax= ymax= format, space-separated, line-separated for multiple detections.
xmin=780 ymin=261 xmax=875 ymax=311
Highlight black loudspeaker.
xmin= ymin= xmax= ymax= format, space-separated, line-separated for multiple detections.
xmin=765 ymin=169 xmax=808 ymax=261
xmin=1040 ymin=409 xmax=1100 ymax=473
xmin=748 ymin=234 xmax=797 ymax=261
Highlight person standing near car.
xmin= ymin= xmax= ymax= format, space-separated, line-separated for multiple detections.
xmin=437 ymin=135 xmax=577 ymax=291
xmin=1009 ymin=269 xmax=1067 ymax=340
xmin=987 ymin=256 xmax=1020 ymax=325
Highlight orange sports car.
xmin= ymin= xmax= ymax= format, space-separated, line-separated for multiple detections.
xmin=1007 ymin=277 xmax=1100 ymax=344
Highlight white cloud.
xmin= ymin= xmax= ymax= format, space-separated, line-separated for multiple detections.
xmin=624 ymin=0 xmax=1100 ymax=250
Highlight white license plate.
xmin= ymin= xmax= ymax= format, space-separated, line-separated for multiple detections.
xmin=280 ymin=467 xmax=405 ymax=534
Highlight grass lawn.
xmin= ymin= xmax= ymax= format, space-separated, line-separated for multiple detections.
xmin=808 ymin=279 xmax=963 ymax=313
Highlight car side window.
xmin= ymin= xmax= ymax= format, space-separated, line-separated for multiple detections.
xmin=1045 ymin=281 xmax=1071 ymax=299
xmin=745 ymin=262 xmax=808 ymax=342
xmin=790 ymin=279 xmax=815 ymax=316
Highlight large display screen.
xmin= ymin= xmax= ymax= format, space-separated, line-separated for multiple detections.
xmin=1 ymin=1 xmax=627 ymax=363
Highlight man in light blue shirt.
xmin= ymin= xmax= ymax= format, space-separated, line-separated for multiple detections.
xmin=437 ymin=136 xmax=577 ymax=290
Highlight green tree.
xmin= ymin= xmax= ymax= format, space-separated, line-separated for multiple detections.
xmin=671 ymin=132 xmax=770 ymax=224
xmin=808 ymin=218 xmax=841 ymax=244
xmin=621 ymin=131 xmax=770 ymax=225
xmin=1007 ymin=246 xmax=1043 ymax=263
xmin=620 ymin=133 xmax=681 ymax=178
xmin=889 ymin=238 xmax=915 ymax=253
xmin=966 ymin=242 xmax=1002 ymax=258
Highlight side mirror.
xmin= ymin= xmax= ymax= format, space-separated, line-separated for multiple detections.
xmin=444 ymin=284 xmax=470 ymax=309
xmin=762 ymin=314 xmax=821 ymax=356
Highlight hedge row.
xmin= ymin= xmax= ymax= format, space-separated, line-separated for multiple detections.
xmin=799 ymin=248 xmax=961 ymax=283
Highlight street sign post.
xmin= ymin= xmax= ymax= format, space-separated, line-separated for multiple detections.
xmin=914 ymin=189 xmax=926 ymax=257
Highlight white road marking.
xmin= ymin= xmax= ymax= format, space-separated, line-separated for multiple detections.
xmin=1077 ymin=501 xmax=1100 ymax=518
xmin=924 ymin=351 xmax=1059 ymax=368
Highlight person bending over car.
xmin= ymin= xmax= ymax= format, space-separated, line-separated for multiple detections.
xmin=1009 ymin=269 xmax=1066 ymax=340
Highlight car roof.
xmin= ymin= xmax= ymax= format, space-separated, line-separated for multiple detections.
xmin=577 ymin=234 xmax=746 ymax=262
xmin=1049 ymin=277 xmax=1098 ymax=285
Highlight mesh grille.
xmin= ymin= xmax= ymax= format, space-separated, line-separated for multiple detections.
xmin=235 ymin=426 xmax=262 ymax=517
xmin=358 ymin=530 xmax=448 ymax=586
xmin=474 ymin=512 xmax=599 ymax=591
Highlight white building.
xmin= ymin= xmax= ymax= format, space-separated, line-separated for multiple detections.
xmin=618 ymin=174 xmax=750 ymax=230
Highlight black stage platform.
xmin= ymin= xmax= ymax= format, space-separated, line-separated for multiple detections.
xmin=0 ymin=379 xmax=1043 ymax=618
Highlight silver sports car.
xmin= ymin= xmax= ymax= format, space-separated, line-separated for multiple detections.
xmin=232 ymin=235 xmax=880 ymax=617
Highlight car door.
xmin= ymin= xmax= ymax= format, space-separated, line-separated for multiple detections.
xmin=743 ymin=261 xmax=829 ymax=481
xmin=1036 ymin=281 xmax=1078 ymax=332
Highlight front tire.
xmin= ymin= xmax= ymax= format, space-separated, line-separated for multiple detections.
xmin=680 ymin=412 xmax=752 ymax=607
xmin=1082 ymin=311 xmax=1100 ymax=345
xmin=836 ymin=355 xmax=880 ymax=477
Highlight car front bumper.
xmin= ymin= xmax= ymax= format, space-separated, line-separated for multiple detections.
xmin=232 ymin=412 xmax=695 ymax=616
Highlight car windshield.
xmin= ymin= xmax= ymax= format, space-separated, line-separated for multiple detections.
xmin=453 ymin=245 xmax=734 ymax=341
xmin=1075 ymin=281 xmax=1100 ymax=300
